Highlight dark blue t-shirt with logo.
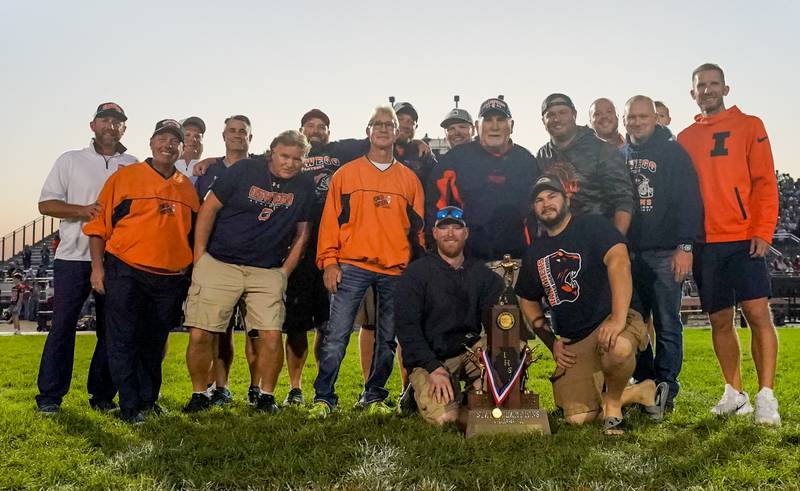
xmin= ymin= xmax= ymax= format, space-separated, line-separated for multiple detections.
xmin=207 ymin=158 xmax=314 ymax=269
xmin=515 ymin=213 xmax=641 ymax=342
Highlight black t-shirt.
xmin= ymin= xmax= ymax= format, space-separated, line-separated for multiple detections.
xmin=515 ymin=214 xmax=636 ymax=341
xmin=207 ymin=158 xmax=314 ymax=269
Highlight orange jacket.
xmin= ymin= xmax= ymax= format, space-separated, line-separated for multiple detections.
xmin=316 ymin=156 xmax=425 ymax=276
xmin=677 ymin=106 xmax=778 ymax=244
xmin=83 ymin=162 xmax=199 ymax=273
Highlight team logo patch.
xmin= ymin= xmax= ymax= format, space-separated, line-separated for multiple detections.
xmin=158 ymin=202 xmax=176 ymax=215
xmin=537 ymin=249 xmax=582 ymax=306
xmin=373 ymin=194 xmax=392 ymax=208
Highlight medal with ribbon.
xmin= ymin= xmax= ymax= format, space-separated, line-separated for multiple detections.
xmin=480 ymin=348 xmax=529 ymax=407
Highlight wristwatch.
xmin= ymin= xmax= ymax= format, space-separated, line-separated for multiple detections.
xmin=677 ymin=243 xmax=693 ymax=253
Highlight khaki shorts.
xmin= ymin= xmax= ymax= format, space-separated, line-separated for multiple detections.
xmin=409 ymin=338 xmax=485 ymax=424
xmin=184 ymin=253 xmax=287 ymax=333
xmin=550 ymin=309 xmax=648 ymax=418
xmin=354 ymin=285 xmax=377 ymax=330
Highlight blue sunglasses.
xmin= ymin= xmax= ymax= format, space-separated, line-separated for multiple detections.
xmin=436 ymin=206 xmax=464 ymax=221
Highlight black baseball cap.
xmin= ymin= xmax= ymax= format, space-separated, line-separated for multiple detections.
xmin=531 ymin=175 xmax=566 ymax=199
xmin=541 ymin=93 xmax=576 ymax=115
xmin=434 ymin=206 xmax=467 ymax=227
xmin=478 ymin=98 xmax=512 ymax=118
xmin=301 ymin=108 xmax=330 ymax=127
xmin=440 ymin=108 xmax=474 ymax=128
xmin=152 ymin=119 xmax=184 ymax=142
xmin=393 ymin=102 xmax=418 ymax=122
xmin=93 ymin=102 xmax=127 ymax=122
xmin=180 ymin=116 xmax=206 ymax=133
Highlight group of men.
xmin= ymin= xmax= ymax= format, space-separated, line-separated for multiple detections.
xmin=32 ymin=62 xmax=781 ymax=431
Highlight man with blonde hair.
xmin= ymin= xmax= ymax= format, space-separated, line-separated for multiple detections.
xmin=183 ymin=130 xmax=315 ymax=415
xmin=312 ymin=106 xmax=425 ymax=418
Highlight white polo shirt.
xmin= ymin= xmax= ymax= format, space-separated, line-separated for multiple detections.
xmin=39 ymin=140 xmax=138 ymax=261
xmin=175 ymin=158 xmax=199 ymax=184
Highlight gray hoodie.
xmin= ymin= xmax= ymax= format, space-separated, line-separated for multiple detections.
xmin=536 ymin=126 xmax=634 ymax=218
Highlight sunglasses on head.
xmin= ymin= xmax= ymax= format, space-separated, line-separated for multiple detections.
xmin=436 ymin=206 xmax=464 ymax=221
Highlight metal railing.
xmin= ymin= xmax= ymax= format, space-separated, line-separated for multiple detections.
xmin=1 ymin=216 xmax=60 ymax=263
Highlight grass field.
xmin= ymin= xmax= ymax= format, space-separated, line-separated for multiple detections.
xmin=1 ymin=329 xmax=799 ymax=490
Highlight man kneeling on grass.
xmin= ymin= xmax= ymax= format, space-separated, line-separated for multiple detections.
xmin=516 ymin=176 xmax=666 ymax=435
xmin=183 ymin=130 xmax=314 ymax=414
xmin=395 ymin=207 xmax=503 ymax=425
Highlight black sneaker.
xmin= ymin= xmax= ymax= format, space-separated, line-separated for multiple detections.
xmin=89 ymin=398 xmax=118 ymax=412
xmin=248 ymin=385 xmax=260 ymax=406
xmin=282 ymin=388 xmax=305 ymax=407
xmin=36 ymin=403 xmax=60 ymax=416
xmin=210 ymin=387 xmax=233 ymax=407
xmin=397 ymin=385 xmax=417 ymax=416
xmin=256 ymin=393 xmax=280 ymax=414
xmin=182 ymin=393 xmax=211 ymax=413
xmin=121 ymin=409 xmax=146 ymax=424
xmin=141 ymin=403 xmax=167 ymax=416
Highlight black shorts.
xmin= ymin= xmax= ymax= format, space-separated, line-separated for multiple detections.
xmin=693 ymin=240 xmax=771 ymax=314
xmin=282 ymin=248 xmax=329 ymax=334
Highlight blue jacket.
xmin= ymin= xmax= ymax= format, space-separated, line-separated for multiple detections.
xmin=623 ymin=125 xmax=704 ymax=250
xmin=426 ymin=140 xmax=540 ymax=260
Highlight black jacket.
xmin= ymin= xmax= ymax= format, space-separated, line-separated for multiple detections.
xmin=536 ymin=126 xmax=634 ymax=218
xmin=623 ymin=125 xmax=704 ymax=250
xmin=426 ymin=140 xmax=540 ymax=260
xmin=395 ymin=253 xmax=503 ymax=373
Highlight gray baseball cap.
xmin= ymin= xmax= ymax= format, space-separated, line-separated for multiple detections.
xmin=440 ymin=108 xmax=474 ymax=129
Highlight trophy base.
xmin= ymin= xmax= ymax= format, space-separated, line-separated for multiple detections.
xmin=461 ymin=393 xmax=551 ymax=437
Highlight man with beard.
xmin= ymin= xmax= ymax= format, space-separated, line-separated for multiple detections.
xmin=280 ymin=109 xmax=343 ymax=406
xmin=193 ymin=115 xmax=257 ymax=406
xmin=516 ymin=176 xmax=657 ymax=435
xmin=312 ymin=106 xmax=425 ymax=418
xmin=183 ymin=131 xmax=313 ymax=415
xmin=84 ymin=119 xmax=199 ymax=423
xmin=678 ymin=63 xmax=780 ymax=426
xmin=590 ymin=98 xmax=626 ymax=149
xmin=623 ymin=95 xmax=703 ymax=415
xmin=537 ymin=93 xmax=634 ymax=234
xmin=175 ymin=116 xmax=205 ymax=183
xmin=35 ymin=102 xmax=138 ymax=415
xmin=395 ymin=206 xmax=502 ymax=425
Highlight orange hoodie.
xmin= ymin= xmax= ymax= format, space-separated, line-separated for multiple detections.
xmin=677 ymin=106 xmax=777 ymax=244
xmin=316 ymin=156 xmax=424 ymax=276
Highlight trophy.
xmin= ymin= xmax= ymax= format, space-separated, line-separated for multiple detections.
xmin=461 ymin=254 xmax=551 ymax=437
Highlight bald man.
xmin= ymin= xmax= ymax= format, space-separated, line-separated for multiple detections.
xmin=590 ymin=98 xmax=625 ymax=149
xmin=622 ymin=95 xmax=703 ymax=414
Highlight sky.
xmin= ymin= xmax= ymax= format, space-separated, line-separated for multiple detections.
xmin=1 ymin=0 xmax=798 ymax=237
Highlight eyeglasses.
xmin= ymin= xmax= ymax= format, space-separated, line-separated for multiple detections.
xmin=436 ymin=206 xmax=464 ymax=221
xmin=370 ymin=121 xmax=397 ymax=130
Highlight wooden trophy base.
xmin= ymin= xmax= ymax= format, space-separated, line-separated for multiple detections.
xmin=461 ymin=392 xmax=551 ymax=438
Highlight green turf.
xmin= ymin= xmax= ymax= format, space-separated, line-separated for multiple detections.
xmin=1 ymin=329 xmax=798 ymax=490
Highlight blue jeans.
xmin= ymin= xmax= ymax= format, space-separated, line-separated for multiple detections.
xmin=314 ymin=263 xmax=398 ymax=407
xmin=632 ymin=249 xmax=684 ymax=405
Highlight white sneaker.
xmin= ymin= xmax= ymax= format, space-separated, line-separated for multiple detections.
xmin=711 ymin=384 xmax=753 ymax=416
xmin=754 ymin=389 xmax=781 ymax=427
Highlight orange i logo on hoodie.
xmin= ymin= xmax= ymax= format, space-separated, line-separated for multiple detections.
xmin=677 ymin=106 xmax=778 ymax=244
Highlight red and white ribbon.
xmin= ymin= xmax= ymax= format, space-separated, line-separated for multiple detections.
xmin=481 ymin=349 xmax=528 ymax=407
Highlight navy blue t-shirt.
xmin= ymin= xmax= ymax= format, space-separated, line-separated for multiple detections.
xmin=515 ymin=214 xmax=641 ymax=342
xmin=195 ymin=158 xmax=228 ymax=201
xmin=207 ymin=158 xmax=314 ymax=269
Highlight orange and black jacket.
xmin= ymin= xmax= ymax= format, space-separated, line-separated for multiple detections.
xmin=678 ymin=106 xmax=778 ymax=244
xmin=316 ymin=156 xmax=425 ymax=276
xmin=84 ymin=161 xmax=200 ymax=274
